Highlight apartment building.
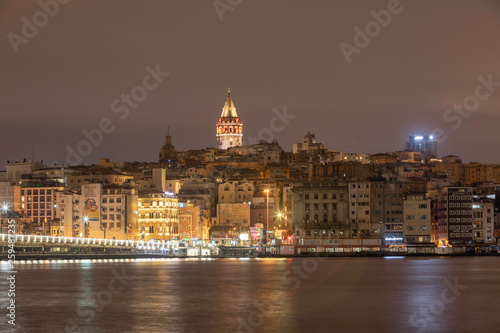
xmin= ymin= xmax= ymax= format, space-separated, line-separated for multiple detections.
xmin=403 ymin=194 xmax=431 ymax=244
xmin=292 ymin=181 xmax=349 ymax=245
xmin=438 ymin=187 xmax=473 ymax=246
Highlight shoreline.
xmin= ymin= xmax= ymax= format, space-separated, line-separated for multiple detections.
xmin=2 ymin=252 xmax=499 ymax=261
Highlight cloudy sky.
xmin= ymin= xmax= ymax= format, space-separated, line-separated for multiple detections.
xmin=1 ymin=0 xmax=500 ymax=168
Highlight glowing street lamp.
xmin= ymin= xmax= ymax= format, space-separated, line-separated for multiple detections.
xmin=264 ymin=189 xmax=270 ymax=242
xmin=1 ymin=204 xmax=9 ymax=223
xmin=83 ymin=216 xmax=89 ymax=238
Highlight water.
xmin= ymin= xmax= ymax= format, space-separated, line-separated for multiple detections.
xmin=1 ymin=257 xmax=500 ymax=333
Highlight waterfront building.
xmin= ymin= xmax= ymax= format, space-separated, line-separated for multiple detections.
xmin=438 ymin=187 xmax=473 ymax=246
xmin=54 ymin=190 xmax=81 ymax=237
xmin=137 ymin=191 xmax=178 ymax=241
xmin=403 ymin=194 xmax=431 ymax=244
xmin=291 ymin=181 xmax=349 ymax=245
xmin=100 ymin=185 xmax=138 ymax=240
xmin=178 ymin=203 xmax=201 ymax=242
xmin=20 ymin=176 xmax=64 ymax=225
xmin=369 ymin=182 xmax=405 ymax=244
xmin=472 ymin=197 xmax=494 ymax=243
xmin=348 ymin=181 xmax=372 ymax=237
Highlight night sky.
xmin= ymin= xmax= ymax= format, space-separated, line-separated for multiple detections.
xmin=1 ymin=0 xmax=500 ymax=168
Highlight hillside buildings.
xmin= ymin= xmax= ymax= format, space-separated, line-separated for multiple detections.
xmin=0 ymin=90 xmax=498 ymax=250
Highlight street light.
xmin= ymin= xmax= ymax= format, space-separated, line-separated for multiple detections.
xmin=1 ymin=204 xmax=9 ymax=227
xmin=264 ymin=188 xmax=273 ymax=245
xmin=83 ymin=216 xmax=89 ymax=238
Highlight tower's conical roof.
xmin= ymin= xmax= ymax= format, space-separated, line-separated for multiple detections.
xmin=220 ymin=85 xmax=238 ymax=118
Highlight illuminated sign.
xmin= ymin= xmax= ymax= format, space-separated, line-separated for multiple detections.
xmin=385 ymin=237 xmax=403 ymax=241
xmin=82 ymin=184 xmax=101 ymax=222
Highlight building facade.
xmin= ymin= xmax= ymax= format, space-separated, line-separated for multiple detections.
xmin=438 ymin=187 xmax=473 ymax=246
xmin=137 ymin=192 xmax=179 ymax=241
xmin=403 ymin=194 xmax=431 ymax=244
xmin=178 ymin=203 xmax=201 ymax=242
xmin=472 ymin=198 xmax=494 ymax=243
xmin=292 ymin=181 xmax=349 ymax=245
xmin=405 ymin=134 xmax=437 ymax=158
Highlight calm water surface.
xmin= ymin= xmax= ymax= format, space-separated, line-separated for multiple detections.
xmin=1 ymin=257 xmax=500 ymax=333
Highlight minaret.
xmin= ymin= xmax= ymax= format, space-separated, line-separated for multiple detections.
xmin=216 ymin=85 xmax=243 ymax=149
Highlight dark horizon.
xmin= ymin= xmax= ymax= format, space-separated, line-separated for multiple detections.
xmin=2 ymin=0 xmax=500 ymax=169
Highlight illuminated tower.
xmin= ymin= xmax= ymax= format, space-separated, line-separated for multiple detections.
xmin=216 ymin=85 xmax=243 ymax=150
xmin=405 ymin=134 xmax=437 ymax=158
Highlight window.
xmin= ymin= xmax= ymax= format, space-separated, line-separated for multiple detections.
xmin=305 ymin=194 xmax=309 ymax=200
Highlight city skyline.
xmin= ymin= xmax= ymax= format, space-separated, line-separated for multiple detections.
xmin=2 ymin=2 xmax=500 ymax=332
xmin=1 ymin=0 xmax=500 ymax=168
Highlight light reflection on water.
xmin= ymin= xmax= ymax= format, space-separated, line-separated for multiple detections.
xmin=0 ymin=257 xmax=499 ymax=333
